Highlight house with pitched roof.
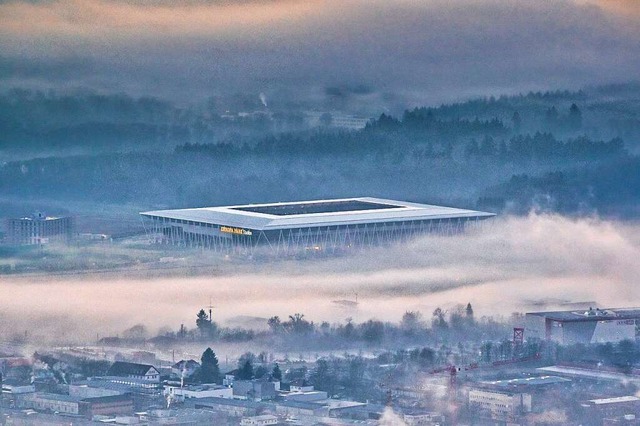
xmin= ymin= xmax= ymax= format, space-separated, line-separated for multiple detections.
xmin=106 ymin=361 xmax=160 ymax=383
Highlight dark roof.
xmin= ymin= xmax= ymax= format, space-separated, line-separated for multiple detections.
xmin=107 ymin=361 xmax=157 ymax=377
xmin=191 ymin=397 xmax=264 ymax=409
xmin=232 ymin=200 xmax=402 ymax=216
xmin=277 ymin=400 xmax=326 ymax=410
xmin=81 ymin=394 xmax=133 ymax=404
xmin=527 ymin=307 xmax=640 ymax=322
xmin=172 ymin=359 xmax=200 ymax=369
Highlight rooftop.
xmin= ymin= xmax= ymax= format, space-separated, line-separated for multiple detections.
xmin=232 ymin=199 xmax=401 ymax=216
xmin=30 ymin=392 xmax=81 ymax=403
xmin=589 ymin=395 xmax=640 ymax=405
xmin=190 ymin=396 xmax=264 ymax=409
xmin=172 ymin=359 xmax=200 ymax=369
xmin=527 ymin=307 xmax=640 ymax=322
xmin=106 ymin=361 xmax=157 ymax=377
xmin=481 ymin=375 xmax=571 ymax=388
xmin=141 ymin=197 xmax=495 ymax=231
xmin=80 ymin=394 xmax=133 ymax=404
xmin=537 ymin=366 xmax=640 ymax=385
xmin=13 ymin=212 xmax=67 ymax=221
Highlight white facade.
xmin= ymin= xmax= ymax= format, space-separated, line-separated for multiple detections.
xmin=304 ymin=111 xmax=371 ymax=130
xmin=1 ymin=384 xmax=35 ymax=395
xmin=290 ymin=384 xmax=314 ymax=392
xmin=166 ymin=385 xmax=233 ymax=401
xmin=21 ymin=393 xmax=80 ymax=415
xmin=469 ymin=389 xmax=532 ymax=420
xmin=240 ymin=414 xmax=278 ymax=426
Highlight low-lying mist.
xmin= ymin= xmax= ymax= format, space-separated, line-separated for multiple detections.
xmin=1 ymin=214 xmax=638 ymax=346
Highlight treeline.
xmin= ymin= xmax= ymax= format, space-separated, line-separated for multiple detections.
xmin=2 ymin=84 xmax=640 ymax=219
xmin=480 ymin=156 xmax=640 ymax=216
xmin=0 ymin=89 xmax=276 ymax=152
xmin=3 ymin=83 xmax=640 ymax=154
xmin=118 ymin=305 xmax=511 ymax=352
xmin=465 ymin=133 xmax=624 ymax=162
xmin=176 ymin=130 xmax=625 ymax=163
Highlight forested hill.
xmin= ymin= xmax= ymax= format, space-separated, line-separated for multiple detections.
xmin=0 ymin=83 xmax=639 ymax=219
xmin=1 ymin=83 xmax=640 ymax=156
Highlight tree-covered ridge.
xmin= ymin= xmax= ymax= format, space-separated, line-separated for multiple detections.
xmin=1 ymin=82 xmax=639 ymax=154
xmin=1 ymin=83 xmax=639 ymax=219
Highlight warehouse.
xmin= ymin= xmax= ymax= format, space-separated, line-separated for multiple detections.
xmin=140 ymin=197 xmax=494 ymax=255
xmin=525 ymin=307 xmax=640 ymax=345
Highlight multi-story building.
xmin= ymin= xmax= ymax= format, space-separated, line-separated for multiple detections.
xmin=105 ymin=361 xmax=161 ymax=384
xmin=20 ymin=392 xmax=81 ymax=415
xmin=468 ymin=388 xmax=532 ymax=422
xmin=233 ymin=380 xmax=276 ymax=401
xmin=78 ymin=394 xmax=134 ymax=418
xmin=526 ymin=307 xmax=640 ymax=344
xmin=5 ymin=213 xmax=72 ymax=245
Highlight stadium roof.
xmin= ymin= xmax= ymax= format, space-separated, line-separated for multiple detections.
xmin=140 ymin=197 xmax=495 ymax=231
xmin=526 ymin=307 xmax=640 ymax=322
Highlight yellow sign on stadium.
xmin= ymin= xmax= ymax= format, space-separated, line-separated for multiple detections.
xmin=220 ymin=226 xmax=253 ymax=236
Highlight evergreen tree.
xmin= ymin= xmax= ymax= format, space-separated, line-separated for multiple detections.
xmin=254 ymin=365 xmax=268 ymax=379
xmin=511 ymin=111 xmax=522 ymax=131
xmin=271 ymin=363 xmax=282 ymax=381
xmin=196 ymin=309 xmax=217 ymax=338
xmin=310 ymin=359 xmax=333 ymax=392
xmin=200 ymin=347 xmax=220 ymax=384
xmin=196 ymin=309 xmax=209 ymax=329
xmin=237 ymin=359 xmax=253 ymax=380
xmin=400 ymin=311 xmax=422 ymax=336
xmin=545 ymin=106 xmax=559 ymax=127
xmin=568 ymin=103 xmax=582 ymax=130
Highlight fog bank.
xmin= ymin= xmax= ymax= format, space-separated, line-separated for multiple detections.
xmin=1 ymin=214 xmax=638 ymax=344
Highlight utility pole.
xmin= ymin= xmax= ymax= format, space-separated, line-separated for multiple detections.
xmin=207 ymin=296 xmax=215 ymax=326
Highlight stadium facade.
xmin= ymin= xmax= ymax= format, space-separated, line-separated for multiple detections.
xmin=140 ymin=197 xmax=494 ymax=255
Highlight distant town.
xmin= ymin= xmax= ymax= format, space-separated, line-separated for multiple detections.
xmin=2 ymin=302 xmax=640 ymax=425
xmin=2 ymin=0 xmax=639 ymax=423
xmin=2 ymin=198 xmax=640 ymax=425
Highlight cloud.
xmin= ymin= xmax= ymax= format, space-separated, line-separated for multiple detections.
xmin=0 ymin=0 xmax=638 ymax=105
xmin=1 ymin=214 xmax=639 ymax=345
xmin=379 ymin=407 xmax=408 ymax=426
xmin=579 ymin=0 xmax=640 ymax=18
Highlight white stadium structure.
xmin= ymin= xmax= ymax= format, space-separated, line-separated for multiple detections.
xmin=140 ymin=197 xmax=495 ymax=255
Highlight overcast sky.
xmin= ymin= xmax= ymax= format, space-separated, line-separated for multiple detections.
xmin=0 ymin=0 xmax=638 ymax=106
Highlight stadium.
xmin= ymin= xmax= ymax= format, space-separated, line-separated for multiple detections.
xmin=140 ymin=197 xmax=495 ymax=255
